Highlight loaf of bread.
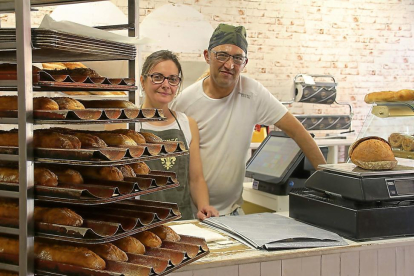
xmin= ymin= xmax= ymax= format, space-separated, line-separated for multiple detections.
xmin=364 ymin=89 xmax=414 ymax=103
xmin=0 ymin=236 xmax=106 ymax=270
xmin=129 ymin=162 xmax=151 ymax=175
xmin=48 ymin=167 xmax=84 ymax=185
xmin=86 ymin=243 xmax=128 ymax=262
xmin=402 ymin=135 xmax=414 ymax=151
xmin=110 ymin=129 xmax=146 ymax=144
xmin=349 ymin=137 xmax=397 ymax=170
xmin=388 ymin=133 xmax=404 ymax=148
xmin=92 ymin=132 xmax=137 ymax=147
xmin=76 ymin=166 xmax=124 ymax=181
xmin=35 ymin=131 xmax=81 ymax=149
xmin=0 ymin=167 xmax=58 ymax=187
xmin=35 ymin=242 xmax=106 ymax=270
xmin=112 ymin=236 xmax=145 ymax=254
xmin=51 ymin=97 xmax=85 ymax=110
xmin=149 ymin=225 xmax=181 ymax=242
xmin=81 ymin=99 xmax=138 ymax=109
xmin=0 ymin=96 xmax=60 ymax=111
xmin=48 ymin=128 xmax=107 ymax=148
xmin=118 ymin=165 xmax=136 ymax=178
xmin=0 ymin=199 xmax=83 ymax=226
xmin=133 ymin=231 xmax=162 ymax=248
xmin=139 ymin=132 xmax=163 ymax=143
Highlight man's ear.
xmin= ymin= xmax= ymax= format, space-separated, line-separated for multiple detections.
xmin=203 ymin=50 xmax=210 ymax=63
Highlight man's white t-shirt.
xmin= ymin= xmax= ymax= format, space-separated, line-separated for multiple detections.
xmin=171 ymin=75 xmax=288 ymax=215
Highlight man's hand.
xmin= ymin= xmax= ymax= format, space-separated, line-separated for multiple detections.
xmin=197 ymin=206 xmax=219 ymax=220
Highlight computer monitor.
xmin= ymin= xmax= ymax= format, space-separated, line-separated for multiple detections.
xmin=246 ymin=131 xmax=306 ymax=195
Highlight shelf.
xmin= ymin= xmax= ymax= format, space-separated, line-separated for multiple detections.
xmin=0 ymin=153 xmax=19 ymax=161
xmin=0 ymin=226 xmax=19 ymax=235
xmin=0 ymin=0 xmax=106 ymax=12
xmin=372 ymin=103 xmax=414 ymax=118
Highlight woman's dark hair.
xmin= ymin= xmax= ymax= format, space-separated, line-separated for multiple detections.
xmin=141 ymin=50 xmax=183 ymax=91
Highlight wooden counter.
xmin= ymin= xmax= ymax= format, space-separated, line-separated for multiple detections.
xmin=169 ymin=219 xmax=414 ymax=276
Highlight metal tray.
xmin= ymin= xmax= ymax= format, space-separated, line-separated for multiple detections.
xmin=0 ymin=200 xmax=181 ymax=243
xmin=0 ymin=170 xmax=178 ymax=204
xmin=0 ymin=234 xmax=209 ymax=276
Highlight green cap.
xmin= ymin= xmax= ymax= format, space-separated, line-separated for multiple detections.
xmin=208 ymin=23 xmax=248 ymax=54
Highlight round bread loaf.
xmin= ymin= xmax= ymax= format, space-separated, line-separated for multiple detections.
xmin=349 ymin=136 xmax=397 ymax=170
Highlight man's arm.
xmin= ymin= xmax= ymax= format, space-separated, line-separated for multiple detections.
xmin=275 ymin=112 xmax=327 ymax=170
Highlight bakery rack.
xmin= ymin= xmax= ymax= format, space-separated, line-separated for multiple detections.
xmin=0 ymin=1 xmax=207 ymax=275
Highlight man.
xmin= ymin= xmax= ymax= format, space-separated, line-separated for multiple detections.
xmin=171 ymin=23 xmax=326 ymax=216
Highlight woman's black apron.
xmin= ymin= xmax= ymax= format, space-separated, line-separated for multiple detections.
xmin=139 ymin=113 xmax=193 ymax=220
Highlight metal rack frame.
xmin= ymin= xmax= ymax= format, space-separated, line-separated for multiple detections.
xmin=0 ymin=0 xmax=140 ymax=275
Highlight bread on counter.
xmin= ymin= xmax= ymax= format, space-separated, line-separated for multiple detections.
xmin=364 ymin=89 xmax=414 ymax=103
xmin=112 ymin=236 xmax=145 ymax=255
xmin=349 ymin=136 xmax=397 ymax=170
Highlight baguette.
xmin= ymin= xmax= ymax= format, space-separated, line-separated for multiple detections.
xmin=92 ymin=132 xmax=137 ymax=147
xmin=112 ymin=236 xmax=145 ymax=254
xmin=49 ymin=128 xmax=107 ymax=148
xmin=0 ymin=96 xmax=59 ymax=111
xmin=81 ymin=99 xmax=138 ymax=109
xmin=110 ymin=129 xmax=146 ymax=144
xmin=148 ymin=225 xmax=181 ymax=242
xmin=129 ymin=162 xmax=150 ymax=175
xmin=364 ymin=89 xmax=414 ymax=103
xmin=76 ymin=166 xmax=124 ymax=181
xmin=48 ymin=167 xmax=84 ymax=185
xmin=133 ymin=231 xmax=162 ymax=248
xmin=86 ymin=243 xmax=128 ymax=262
xmin=0 ymin=236 xmax=106 ymax=270
xmin=51 ymin=97 xmax=85 ymax=110
xmin=0 ymin=167 xmax=58 ymax=187
xmin=118 ymin=165 xmax=136 ymax=178
xmin=0 ymin=199 xmax=83 ymax=226
xmin=139 ymin=132 xmax=163 ymax=143
xmin=0 ymin=130 xmax=81 ymax=149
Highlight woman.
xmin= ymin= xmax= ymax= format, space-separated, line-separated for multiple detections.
xmin=139 ymin=50 xmax=218 ymax=220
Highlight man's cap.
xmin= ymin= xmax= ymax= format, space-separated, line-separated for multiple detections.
xmin=208 ymin=23 xmax=248 ymax=54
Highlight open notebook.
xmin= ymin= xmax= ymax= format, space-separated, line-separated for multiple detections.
xmin=203 ymin=213 xmax=347 ymax=250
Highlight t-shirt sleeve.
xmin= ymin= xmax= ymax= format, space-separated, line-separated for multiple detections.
xmin=254 ymin=82 xmax=288 ymax=126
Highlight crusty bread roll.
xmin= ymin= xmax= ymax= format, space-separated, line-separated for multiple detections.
xmin=388 ymin=133 xmax=404 ymax=148
xmin=129 ymin=162 xmax=150 ymax=175
xmin=110 ymin=129 xmax=146 ymax=144
xmin=139 ymin=132 xmax=163 ymax=143
xmin=47 ymin=167 xmax=84 ymax=185
xmin=402 ymin=135 xmax=414 ymax=151
xmin=81 ymin=100 xmax=138 ymax=109
xmin=148 ymin=225 xmax=181 ymax=242
xmin=86 ymin=243 xmax=128 ymax=262
xmin=0 ymin=167 xmax=58 ymax=187
xmin=51 ymin=97 xmax=85 ymax=110
xmin=0 ymin=199 xmax=83 ymax=226
xmin=364 ymin=89 xmax=414 ymax=103
xmin=92 ymin=132 xmax=137 ymax=147
xmin=34 ymin=242 xmax=106 ymax=270
xmin=118 ymin=165 xmax=136 ymax=178
xmin=0 ymin=236 xmax=106 ymax=270
xmin=349 ymin=137 xmax=397 ymax=170
xmin=76 ymin=166 xmax=124 ymax=181
xmin=112 ymin=236 xmax=145 ymax=254
xmin=133 ymin=231 xmax=162 ymax=248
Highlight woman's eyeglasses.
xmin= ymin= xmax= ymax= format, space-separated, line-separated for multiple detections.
xmin=211 ymin=50 xmax=247 ymax=65
xmin=145 ymin=73 xmax=181 ymax=86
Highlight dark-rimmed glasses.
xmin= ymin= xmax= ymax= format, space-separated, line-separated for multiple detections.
xmin=145 ymin=73 xmax=181 ymax=86
xmin=211 ymin=50 xmax=247 ymax=65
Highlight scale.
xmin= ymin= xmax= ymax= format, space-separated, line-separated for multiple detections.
xmin=289 ymin=163 xmax=414 ymax=240
xmin=305 ymin=163 xmax=414 ymax=202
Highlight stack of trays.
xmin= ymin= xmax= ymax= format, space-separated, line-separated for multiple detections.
xmin=0 ymin=29 xmax=136 ymax=62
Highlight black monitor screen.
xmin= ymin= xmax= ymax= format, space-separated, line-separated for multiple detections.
xmin=246 ymin=132 xmax=304 ymax=184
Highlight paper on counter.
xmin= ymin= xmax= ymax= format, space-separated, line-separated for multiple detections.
xmin=170 ymin=223 xmax=227 ymax=243
xmin=39 ymin=15 xmax=153 ymax=45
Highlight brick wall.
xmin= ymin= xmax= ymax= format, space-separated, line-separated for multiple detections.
xmin=2 ymin=0 xmax=414 ymax=138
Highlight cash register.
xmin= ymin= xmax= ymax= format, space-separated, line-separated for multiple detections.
xmin=245 ymin=131 xmax=310 ymax=195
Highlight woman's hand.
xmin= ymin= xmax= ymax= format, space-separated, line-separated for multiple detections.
xmin=197 ymin=205 xmax=219 ymax=220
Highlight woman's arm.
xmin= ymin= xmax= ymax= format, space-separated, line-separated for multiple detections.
xmin=275 ymin=112 xmax=327 ymax=170
xmin=187 ymin=117 xmax=219 ymax=220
